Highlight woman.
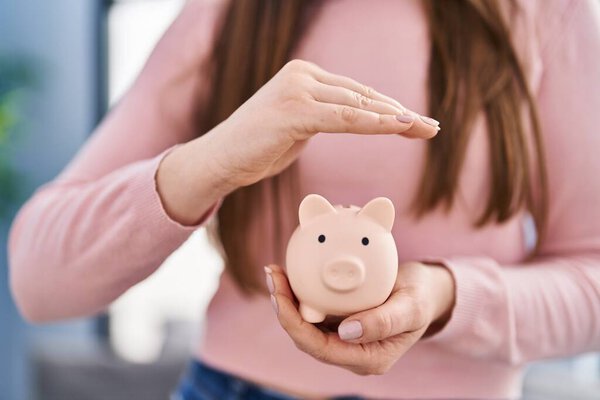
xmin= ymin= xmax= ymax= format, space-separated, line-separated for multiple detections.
xmin=8 ymin=0 xmax=600 ymax=398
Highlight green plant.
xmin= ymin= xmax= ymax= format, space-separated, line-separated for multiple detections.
xmin=0 ymin=57 xmax=35 ymax=220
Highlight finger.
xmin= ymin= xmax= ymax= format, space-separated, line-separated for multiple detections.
xmin=398 ymin=114 xmax=440 ymax=139
xmin=312 ymin=69 xmax=408 ymax=113
xmin=264 ymin=264 xmax=295 ymax=301
xmin=266 ymin=265 xmax=369 ymax=366
xmin=315 ymin=314 xmax=346 ymax=334
xmin=276 ymin=293 xmax=370 ymax=367
xmin=310 ymin=82 xmax=403 ymax=116
xmin=338 ymin=293 xmax=426 ymax=344
xmin=311 ymin=102 xmax=415 ymax=135
xmin=310 ymin=69 xmax=441 ymax=138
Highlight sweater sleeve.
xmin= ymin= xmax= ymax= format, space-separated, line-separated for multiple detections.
xmin=8 ymin=0 xmax=225 ymax=322
xmin=425 ymin=0 xmax=600 ymax=365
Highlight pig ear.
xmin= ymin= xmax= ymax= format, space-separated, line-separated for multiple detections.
xmin=357 ymin=197 xmax=395 ymax=231
xmin=299 ymin=194 xmax=337 ymax=227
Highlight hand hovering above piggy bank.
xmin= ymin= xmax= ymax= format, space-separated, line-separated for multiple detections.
xmin=286 ymin=194 xmax=399 ymax=323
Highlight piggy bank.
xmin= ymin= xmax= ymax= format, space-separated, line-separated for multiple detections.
xmin=285 ymin=194 xmax=398 ymax=323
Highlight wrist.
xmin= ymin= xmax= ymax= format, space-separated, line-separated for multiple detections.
xmin=424 ymin=263 xmax=456 ymax=334
xmin=186 ymin=128 xmax=244 ymax=194
xmin=156 ymin=135 xmax=236 ymax=226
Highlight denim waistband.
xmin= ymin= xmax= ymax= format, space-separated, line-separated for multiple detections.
xmin=172 ymin=358 xmax=364 ymax=400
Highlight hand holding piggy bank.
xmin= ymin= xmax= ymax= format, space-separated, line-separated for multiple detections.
xmin=286 ymin=194 xmax=398 ymax=323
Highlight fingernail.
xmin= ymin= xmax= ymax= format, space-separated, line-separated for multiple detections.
xmin=396 ymin=114 xmax=415 ymax=124
xmin=419 ymin=115 xmax=440 ymax=127
xmin=270 ymin=294 xmax=279 ymax=315
xmin=265 ymin=269 xmax=275 ymax=295
xmin=338 ymin=320 xmax=363 ymax=341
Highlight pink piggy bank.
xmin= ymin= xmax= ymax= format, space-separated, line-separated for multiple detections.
xmin=286 ymin=194 xmax=398 ymax=323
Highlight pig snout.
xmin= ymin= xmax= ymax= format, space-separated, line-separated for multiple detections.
xmin=321 ymin=256 xmax=366 ymax=292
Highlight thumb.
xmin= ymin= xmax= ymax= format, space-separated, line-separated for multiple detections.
xmin=337 ymin=294 xmax=426 ymax=343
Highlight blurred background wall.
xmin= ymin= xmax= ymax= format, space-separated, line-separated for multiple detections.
xmin=0 ymin=1 xmax=99 ymax=399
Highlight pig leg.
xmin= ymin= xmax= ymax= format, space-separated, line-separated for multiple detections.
xmin=299 ymin=303 xmax=326 ymax=323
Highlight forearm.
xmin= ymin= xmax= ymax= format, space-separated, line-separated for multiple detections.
xmin=6 ymin=0 xmax=230 ymax=323
xmin=8 ymin=152 xmax=217 ymax=322
xmin=156 ymin=126 xmax=238 ymax=226
xmin=426 ymin=254 xmax=600 ymax=364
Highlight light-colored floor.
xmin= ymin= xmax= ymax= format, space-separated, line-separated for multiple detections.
xmin=34 ymin=331 xmax=600 ymax=400
xmin=523 ymin=357 xmax=600 ymax=400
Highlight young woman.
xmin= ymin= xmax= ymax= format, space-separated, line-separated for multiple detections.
xmin=9 ymin=0 xmax=600 ymax=399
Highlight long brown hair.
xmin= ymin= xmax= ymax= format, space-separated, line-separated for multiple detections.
xmin=199 ymin=0 xmax=548 ymax=294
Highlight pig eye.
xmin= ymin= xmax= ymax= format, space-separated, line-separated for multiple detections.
xmin=318 ymin=234 xmax=326 ymax=243
xmin=361 ymin=237 xmax=369 ymax=246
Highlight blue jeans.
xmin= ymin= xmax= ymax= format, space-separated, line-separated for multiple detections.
xmin=172 ymin=359 xmax=364 ymax=400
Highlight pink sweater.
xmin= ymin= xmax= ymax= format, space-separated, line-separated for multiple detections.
xmin=8 ymin=0 xmax=600 ymax=398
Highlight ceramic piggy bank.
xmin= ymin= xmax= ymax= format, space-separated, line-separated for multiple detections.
xmin=286 ymin=194 xmax=398 ymax=323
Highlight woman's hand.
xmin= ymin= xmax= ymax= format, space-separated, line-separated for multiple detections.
xmin=205 ymin=59 xmax=440 ymax=188
xmin=157 ymin=59 xmax=440 ymax=225
xmin=265 ymin=261 xmax=455 ymax=375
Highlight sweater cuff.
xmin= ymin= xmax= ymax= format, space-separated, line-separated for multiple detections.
xmin=128 ymin=146 xmax=222 ymax=236
xmin=419 ymin=256 xmax=500 ymax=345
